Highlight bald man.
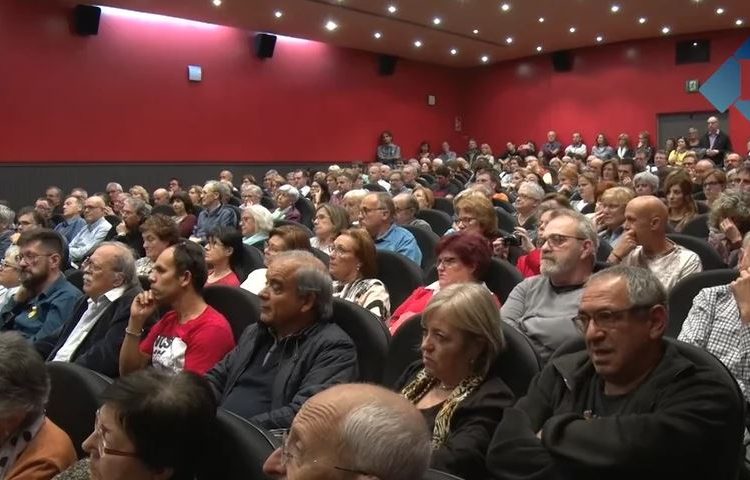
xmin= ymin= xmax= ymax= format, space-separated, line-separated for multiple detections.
xmin=608 ymin=195 xmax=701 ymax=291
xmin=263 ymin=383 xmax=431 ymax=480
xmin=152 ymin=188 xmax=170 ymax=206
xmin=68 ymin=195 xmax=113 ymax=263
xmin=699 ymin=116 xmax=733 ymax=165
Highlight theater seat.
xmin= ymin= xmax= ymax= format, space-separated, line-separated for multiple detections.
xmin=330 ymin=298 xmax=390 ymax=383
xmin=424 ymin=469 xmax=465 ymax=480
xmin=681 ymin=213 xmax=710 ymax=239
xmin=382 ymin=313 xmax=425 ymax=387
xmin=415 ymin=208 xmax=453 ymax=236
xmin=402 ymin=224 xmax=440 ymax=271
xmin=425 ymin=258 xmax=522 ymax=304
xmin=363 ymin=183 xmax=387 ymax=192
xmin=294 ymin=197 xmax=315 ymax=229
xmin=667 ymin=233 xmax=727 ymax=270
xmin=666 ymin=269 xmax=738 ymax=338
xmin=597 ymin=240 xmax=612 ymax=263
xmin=242 ymin=244 xmax=265 ymax=272
xmin=310 ymin=247 xmax=330 ymax=267
xmin=273 ymin=219 xmax=314 ymax=237
xmin=495 ymin=208 xmax=518 ymax=233
xmin=376 ymin=250 xmax=424 ymax=310
xmin=433 ymin=198 xmax=455 ymax=216
xmin=203 ymin=286 xmax=261 ymax=341
xmin=260 ymin=196 xmax=276 ymax=211
xmin=65 ymin=268 xmax=84 ymax=292
xmin=201 ymin=409 xmax=278 ymax=480
xmin=46 ymin=362 xmax=113 ymax=458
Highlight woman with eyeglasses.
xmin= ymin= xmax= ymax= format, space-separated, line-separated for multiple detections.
xmin=311 ymin=204 xmax=349 ymax=256
xmin=395 ymin=283 xmax=513 ymax=480
xmin=330 ymin=229 xmax=390 ymax=322
xmin=72 ymin=369 xmax=216 ymax=480
xmin=389 ymin=232 xmax=495 ymax=335
xmin=702 ymin=169 xmax=727 ymax=209
xmin=204 ymin=227 xmax=249 ymax=287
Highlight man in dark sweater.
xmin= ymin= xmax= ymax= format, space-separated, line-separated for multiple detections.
xmin=205 ymin=250 xmax=358 ymax=429
xmin=487 ymin=266 xmax=745 ymax=480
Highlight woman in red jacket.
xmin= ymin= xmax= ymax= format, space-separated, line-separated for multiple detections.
xmin=389 ymin=231 xmax=493 ymax=334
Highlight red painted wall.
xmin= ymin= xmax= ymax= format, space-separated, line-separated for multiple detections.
xmin=463 ymin=29 xmax=750 ymax=155
xmin=0 ymin=0 xmax=463 ymax=162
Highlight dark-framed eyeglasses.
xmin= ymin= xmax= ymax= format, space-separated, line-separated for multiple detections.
xmin=539 ymin=233 xmax=587 ymax=249
xmin=94 ymin=409 xmax=139 ymax=458
xmin=572 ymin=305 xmax=654 ymax=333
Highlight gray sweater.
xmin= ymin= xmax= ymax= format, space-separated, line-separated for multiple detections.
xmin=501 ymin=275 xmax=584 ymax=363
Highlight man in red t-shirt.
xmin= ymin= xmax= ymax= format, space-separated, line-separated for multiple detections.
xmin=119 ymin=241 xmax=235 ymax=376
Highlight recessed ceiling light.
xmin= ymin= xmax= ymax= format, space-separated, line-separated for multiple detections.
xmin=737 ymin=18 xmax=745 ymax=25
xmin=432 ymin=17 xmax=442 ymax=25
xmin=450 ymin=48 xmax=458 ymax=55
xmin=373 ymin=31 xmax=382 ymax=39
xmin=692 ymin=42 xmax=699 ymax=46
xmin=414 ymin=40 xmax=422 ymax=48
xmin=325 ymin=20 xmax=338 ymax=31
xmin=472 ymin=28 xmax=479 ymax=34
xmin=569 ymin=26 xmax=577 ymax=33
xmin=480 ymin=55 xmax=490 ymax=63
xmin=212 ymin=0 xmax=221 ymax=6
xmin=716 ymin=7 xmax=725 ymax=14
xmin=500 ymin=3 xmax=511 ymax=12
xmin=661 ymin=26 xmax=671 ymax=34
xmin=611 ymin=4 xmax=620 ymax=13
xmin=387 ymin=5 xmax=397 ymax=14
xmin=596 ymin=35 xmax=604 ymax=42
xmin=536 ymin=45 xmax=543 ymax=52
xmin=538 ymin=17 xmax=545 ymax=23
xmin=638 ymin=17 xmax=647 ymax=24
xmin=505 ymin=36 xmax=513 ymax=44
xmin=273 ymin=10 xmax=283 ymax=18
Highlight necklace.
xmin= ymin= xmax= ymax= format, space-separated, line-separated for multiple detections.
xmin=437 ymin=382 xmax=456 ymax=391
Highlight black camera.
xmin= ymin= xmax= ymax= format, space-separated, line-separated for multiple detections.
xmin=502 ymin=234 xmax=522 ymax=247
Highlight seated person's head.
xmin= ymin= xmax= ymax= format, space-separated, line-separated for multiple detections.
xmin=241 ymin=205 xmax=274 ymax=239
xmin=17 ymin=229 xmax=65 ymax=291
xmin=0 ymin=205 xmax=14 ymax=233
xmin=623 ymin=195 xmax=669 ymax=246
xmin=664 ymin=170 xmax=695 ymax=213
xmin=412 ymin=186 xmax=434 ymax=210
xmin=633 ymin=171 xmax=659 ymax=196
xmin=260 ymin=251 xmax=333 ymax=330
xmin=205 ymin=226 xmax=246 ymax=281
xmin=453 ymin=190 xmax=498 ymax=239
xmin=169 ymin=191 xmax=194 ymax=217
xmin=540 ymin=210 xmax=598 ymax=279
xmin=514 ymin=182 xmax=545 ymax=215
xmin=435 ymin=232 xmax=492 ymax=289
xmin=359 ymin=193 xmax=395 ymax=237
xmin=83 ymin=369 xmax=217 ymax=480
xmin=16 ymin=206 xmax=47 ymax=233
xmin=392 ymin=193 xmax=420 ymax=226
xmin=0 ymin=245 xmax=21 ymax=289
xmin=574 ymin=265 xmax=667 ymax=393
xmin=598 ymin=187 xmax=635 ymax=232
xmin=709 ymin=190 xmax=750 ymax=239
xmin=140 ymin=214 xmax=179 ymax=263
xmin=122 ymin=197 xmax=150 ymax=231
xmin=276 ymin=185 xmax=300 ymax=211
xmin=329 ymin=228 xmax=377 ymax=283
xmin=264 ymin=225 xmax=312 ymax=265
xmin=342 ymin=189 xmax=369 ymax=223
xmin=264 ymin=383 xmax=431 ymax=480
xmin=336 ymin=172 xmax=355 ymax=195
xmin=434 ymin=166 xmax=451 ymax=187
xmin=83 ymin=242 xmax=138 ymax=299
xmin=83 ymin=196 xmax=107 ymax=224
xmin=0 ymin=332 xmax=51 ymax=446
xmin=313 ymin=204 xmax=349 ymax=242
xmin=149 ymin=241 xmax=207 ymax=305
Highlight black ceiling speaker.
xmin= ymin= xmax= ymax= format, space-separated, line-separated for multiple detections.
xmin=73 ymin=4 xmax=101 ymax=36
xmin=378 ymin=55 xmax=398 ymax=76
xmin=254 ymin=33 xmax=277 ymax=59
xmin=676 ymin=39 xmax=711 ymax=64
xmin=551 ymin=50 xmax=573 ymax=72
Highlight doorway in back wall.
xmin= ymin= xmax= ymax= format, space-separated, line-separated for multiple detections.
xmin=657 ymin=111 xmax=730 ymax=152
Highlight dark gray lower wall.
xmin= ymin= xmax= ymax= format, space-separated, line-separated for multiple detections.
xmin=0 ymin=163 xmax=331 ymax=209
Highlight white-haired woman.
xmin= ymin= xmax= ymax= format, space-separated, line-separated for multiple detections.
xmin=272 ymin=185 xmax=301 ymax=223
xmin=396 ymin=283 xmax=513 ymax=480
xmin=241 ymin=204 xmax=274 ymax=251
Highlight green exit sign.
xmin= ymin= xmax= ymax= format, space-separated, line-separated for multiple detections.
xmin=685 ymin=79 xmax=700 ymax=93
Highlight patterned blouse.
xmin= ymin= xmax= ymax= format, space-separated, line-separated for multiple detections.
xmin=332 ymin=278 xmax=391 ymax=322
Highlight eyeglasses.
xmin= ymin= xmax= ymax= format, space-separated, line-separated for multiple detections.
xmin=93 ymin=409 xmax=139 ymax=458
xmin=83 ymin=205 xmax=102 ymax=211
xmin=280 ymin=430 xmax=369 ymax=475
xmin=81 ymin=258 xmax=104 ymax=273
xmin=0 ymin=259 xmax=18 ymax=271
xmin=16 ymin=253 xmax=53 ymax=265
xmin=539 ymin=233 xmax=586 ymax=249
xmin=572 ymin=305 xmax=653 ymax=333
xmin=453 ymin=216 xmax=478 ymax=226
xmin=330 ymin=244 xmax=353 ymax=257
xmin=360 ymin=207 xmax=386 ymax=215
xmin=436 ymin=256 xmax=461 ymax=269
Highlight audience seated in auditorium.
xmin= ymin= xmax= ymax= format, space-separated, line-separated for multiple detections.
xmin=377 ymin=130 xmax=401 ymax=166
xmin=36 ymin=242 xmax=155 ymax=377
xmin=332 ymin=171 xmax=355 ymax=206
xmin=708 ymin=190 xmax=750 ymax=265
xmin=487 ymin=266 xmax=744 ymax=480
xmin=1 ymin=230 xmax=81 ymax=342
xmin=341 ymin=189 xmax=367 ymax=226
xmin=169 ymin=191 xmax=197 ymax=238
xmin=453 ymin=189 xmax=500 ymax=243
xmin=272 ymin=184 xmax=302 ymax=223
xmin=207 ymin=251 xmax=357 ymax=429
xmin=45 ymin=186 xmax=64 ymax=217
xmin=702 ymin=169 xmax=727 ymax=208
xmin=515 ymin=200 xmax=574 ymax=278
xmin=542 ymin=130 xmax=562 ymax=159
xmin=330 ymin=228 xmax=390 ymax=321
xmin=413 ymin=185 xmax=435 ymax=210
xmin=53 ymin=196 xmax=85 ymax=244
xmin=291 ymin=169 xmax=311 ymax=199
xmin=0 ymin=332 xmax=75 ymax=480
xmin=402 ymin=164 xmax=419 ymax=190
xmin=700 ymin=116 xmax=733 ymax=165
xmin=726 ymin=152 xmax=743 ymax=172
xmin=615 ymin=133 xmax=634 ymax=160
xmin=263 ymin=383 xmax=430 ymax=480
xmin=633 ymin=170 xmax=659 ymax=196
xmin=505 ymin=209 xmax=597 ymax=362
xmin=564 ymin=132 xmax=587 ymax=158
xmin=572 ymin=172 xmax=596 ymax=213
xmin=393 ymin=193 xmax=432 ymax=231
xmin=68 ymin=196 xmax=113 ymax=265
xmin=608 ymin=195 xmax=701 ymax=291
xmin=119 ymin=241 xmax=235 ymax=375
xmin=390 ymin=231 xmax=493 ymax=334
xmin=191 ymin=181 xmax=237 ymax=242
xmin=240 ymin=204 xmax=274 ymax=251
xmin=431 ymin=166 xmax=461 ymax=199
xmin=311 ymin=203 xmax=349 ymax=255
xmin=187 ymin=184 xmax=203 ymax=208
xmin=389 ymin=171 xmax=410 ymax=196
xmin=204 ymin=227 xmax=248 ymax=287
xmin=73 ymin=369 xmax=217 ymax=480
xmin=514 ymin=181 xmax=545 ymax=231
xmin=396 ymin=283 xmax=513 ymax=479
xmin=152 ymin=188 xmax=170 ymax=206
xmin=134 ymin=214 xmax=179 ymax=277
xmin=113 ymin=196 xmax=149 ymax=258
xmin=360 ymin=192 xmax=422 ymax=265
xmin=240 ymin=183 xmax=263 ymax=210
xmin=596 ymin=187 xmax=635 ymax=247
xmin=367 ymin=162 xmax=391 ymax=191
xmin=0 ymin=205 xmax=15 ymax=258
xmin=0 ymin=245 xmax=21 ymax=311
xmin=241 ymin=225 xmax=311 ymax=294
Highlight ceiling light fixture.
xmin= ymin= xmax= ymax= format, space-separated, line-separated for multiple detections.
xmin=737 ymin=18 xmax=745 ymax=26
xmin=450 ymin=48 xmax=458 ymax=55
xmin=505 ymin=36 xmax=513 ymax=44
xmin=387 ymin=5 xmax=397 ymax=14
xmin=472 ymin=28 xmax=479 ymax=34
xmin=596 ymin=35 xmax=604 ymax=42
xmin=638 ymin=17 xmax=647 ymax=24
xmin=212 ymin=0 xmax=221 ymax=6
xmin=432 ymin=17 xmax=442 ymax=25
xmin=716 ymin=7 xmax=725 ymax=14
xmin=480 ymin=55 xmax=490 ymax=63
xmin=569 ymin=26 xmax=577 ymax=33
xmin=661 ymin=26 xmax=671 ymax=34
xmin=325 ymin=20 xmax=338 ymax=31
xmin=536 ymin=45 xmax=543 ymax=52
xmin=538 ymin=17 xmax=545 ymax=23
xmin=500 ymin=3 xmax=511 ymax=12
xmin=373 ymin=31 xmax=382 ymax=39
xmin=610 ymin=4 xmax=620 ymax=13
xmin=414 ymin=40 xmax=422 ymax=47
xmin=273 ymin=10 xmax=283 ymax=18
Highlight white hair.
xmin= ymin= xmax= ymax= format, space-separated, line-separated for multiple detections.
xmin=519 ymin=181 xmax=545 ymax=201
xmin=277 ymin=184 xmax=300 ymax=203
xmin=343 ymin=189 xmax=369 ymax=202
xmin=243 ymin=204 xmax=274 ymax=233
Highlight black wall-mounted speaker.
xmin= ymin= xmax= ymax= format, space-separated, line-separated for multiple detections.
xmin=73 ymin=5 xmax=101 ymax=36
xmin=676 ymin=39 xmax=711 ymax=64
xmin=378 ymin=55 xmax=398 ymax=76
xmin=551 ymin=50 xmax=573 ymax=72
xmin=254 ymin=33 xmax=277 ymax=59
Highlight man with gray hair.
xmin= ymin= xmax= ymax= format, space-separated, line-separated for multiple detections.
xmin=263 ymin=383 xmax=431 ymax=480
xmin=35 ymin=242 xmax=155 ymax=377
xmin=68 ymin=195 xmax=113 ymax=264
xmin=53 ymin=196 xmax=85 ymax=243
xmin=503 ymin=209 xmax=598 ymax=361
xmin=514 ymin=181 xmax=545 ymax=231
xmin=206 ymin=250 xmax=358 ymax=429
xmin=191 ymin=180 xmax=237 ymax=241
xmin=393 ymin=193 xmax=432 ymax=231
xmin=113 ymin=196 xmax=150 ymax=258
xmin=487 ymin=265 xmax=744 ymax=480
xmin=0 ymin=204 xmax=15 ymax=258
xmin=360 ymin=192 xmax=422 ymax=265
xmin=152 ymin=188 xmax=170 ymax=206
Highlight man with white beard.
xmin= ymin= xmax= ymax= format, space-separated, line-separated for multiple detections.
xmin=501 ymin=209 xmax=597 ymax=363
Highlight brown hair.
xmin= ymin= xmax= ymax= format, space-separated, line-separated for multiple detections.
xmin=140 ymin=214 xmax=180 ymax=244
xmin=339 ymin=228 xmax=378 ymax=278
xmin=454 ymin=191 xmax=498 ymax=239
xmin=269 ymin=225 xmax=311 ymax=251
xmin=412 ymin=185 xmax=435 ymax=209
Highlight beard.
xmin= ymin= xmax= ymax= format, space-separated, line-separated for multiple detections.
xmin=540 ymin=254 xmax=578 ymax=276
xmin=20 ymin=266 xmax=49 ymax=292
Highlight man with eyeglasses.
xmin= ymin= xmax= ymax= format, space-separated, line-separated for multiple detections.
xmin=502 ymin=209 xmax=598 ymax=362
xmin=487 ymin=265 xmax=744 ymax=480
xmin=608 ymin=195 xmax=701 ymax=292
xmin=733 ymin=166 xmax=750 ymax=194
xmin=393 ymin=193 xmax=431 ymax=232
xmin=68 ymin=195 xmax=114 ymax=264
xmin=359 ymin=192 xmax=422 ymax=265
xmin=263 ymin=383 xmax=431 ymax=479
xmin=0 ymin=230 xmax=81 ymax=342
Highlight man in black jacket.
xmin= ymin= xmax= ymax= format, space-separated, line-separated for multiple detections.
xmin=699 ymin=116 xmax=733 ymax=166
xmin=205 ymin=250 xmax=358 ymax=430
xmin=35 ymin=242 xmax=156 ymax=377
xmin=486 ymin=265 xmax=745 ymax=480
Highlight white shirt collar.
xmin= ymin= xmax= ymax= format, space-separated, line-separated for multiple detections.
xmin=90 ymin=286 xmax=127 ymax=305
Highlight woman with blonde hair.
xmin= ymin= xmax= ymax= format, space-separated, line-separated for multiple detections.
xmin=453 ymin=190 xmax=499 ymax=241
xmin=395 ymin=283 xmax=513 ymax=479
